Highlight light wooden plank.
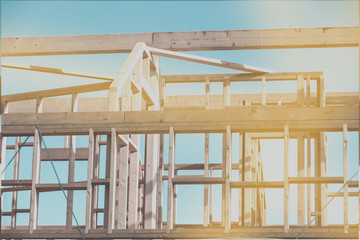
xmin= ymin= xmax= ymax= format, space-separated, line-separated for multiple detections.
xmin=35 ymin=182 xmax=87 ymax=192
xmin=117 ymin=136 xmax=129 ymax=229
xmin=91 ymin=135 xmax=100 ymax=227
xmin=224 ymin=126 xmax=231 ymax=233
xmin=65 ymin=134 xmax=76 ymax=229
xmin=164 ymin=72 xmax=323 ymax=83
xmin=297 ymin=75 xmax=305 ymax=107
xmin=317 ymin=75 xmax=326 ymax=108
xmin=1 ymin=179 xmax=33 ymax=186
xmin=3 ymin=106 xmax=357 ymax=133
xmin=128 ymin=143 xmax=140 ymax=229
xmin=314 ymin=134 xmax=321 ymax=226
xmin=306 ymin=75 xmax=311 ymax=106
xmin=327 ymin=192 xmax=358 ymax=197
xmin=1 ymin=226 xmax=359 ymax=239
xmin=160 ymin=77 xmax=166 ymax=110
xmin=106 ymin=129 xmax=118 ymax=233
xmin=284 ymin=125 xmax=289 ymax=233
xmin=209 ymin=168 xmax=213 ymax=226
xmin=0 ymin=134 xmax=8 ymax=228
xmin=251 ymin=139 xmax=257 ymax=226
xmin=221 ymin=133 xmax=226 ymax=226
xmin=289 ymin=177 xmax=343 ymax=184
xmin=85 ymin=129 xmax=94 ymax=233
xmin=156 ymin=134 xmax=164 ymax=229
xmin=230 ymin=181 xmax=284 ymax=188
xmin=343 ymin=124 xmax=349 ymax=233
xmin=173 ymin=169 xmax=177 ymax=227
xmin=103 ymin=135 xmax=111 ymax=228
xmin=3 ymin=82 xmax=111 ymax=103
xmin=3 ymin=27 xmax=359 ymax=56
xmin=243 ymin=134 xmax=251 ymax=226
xmin=10 ymin=137 xmax=20 ymax=229
xmin=167 ymin=127 xmax=175 ymax=231
xmin=149 ymin=47 xmax=272 ymax=73
xmin=205 ymin=78 xmax=210 ymax=110
xmin=2 ymin=63 xmax=113 ymax=81
xmin=238 ymin=133 xmax=243 ymax=226
xmin=29 ymin=129 xmax=41 ymax=233
xmin=172 ymin=177 xmax=225 ymax=185
xmin=144 ymin=134 xmax=159 ymax=229
xmin=261 ymin=76 xmax=266 ymax=106
xmin=223 ymin=77 xmax=231 ymax=108
xmin=204 ymin=78 xmax=210 ymax=227
xmin=306 ymin=133 xmax=312 ymax=225
xmin=203 ymin=133 xmax=209 ymax=227
xmin=40 ymin=148 xmax=88 ymax=161
xmin=66 ymin=92 xmax=78 ymax=228
xmin=320 ymin=132 xmax=327 ymax=225
xmin=3 ymin=91 xmax=357 ymax=114
xmin=297 ymin=135 xmax=305 ymax=226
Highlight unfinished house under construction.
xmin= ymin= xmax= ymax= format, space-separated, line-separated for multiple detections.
xmin=0 ymin=27 xmax=359 ymax=239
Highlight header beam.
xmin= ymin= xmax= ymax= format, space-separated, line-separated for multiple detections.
xmin=2 ymin=27 xmax=360 ymax=57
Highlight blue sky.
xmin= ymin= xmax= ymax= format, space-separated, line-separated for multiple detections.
xmin=1 ymin=0 xmax=359 ymax=231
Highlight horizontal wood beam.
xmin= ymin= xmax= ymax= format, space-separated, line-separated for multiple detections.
xmin=1 ymin=180 xmax=32 ymax=186
xmin=0 ymin=226 xmax=358 ymax=239
xmin=1 ymin=106 xmax=358 ymax=135
xmin=165 ymin=92 xmax=358 ymax=110
xmin=2 ymin=27 xmax=359 ymax=56
xmin=289 ymin=177 xmax=344 ymax=184
xmin=91 ymin=178 xmax=110 ymax=185
xmin=164 ymin=72 xmax=323 ymax=83
xmin=3 ymin=92 xmax=357 ymax=114
xmin=230 ymin=181 xmax=284 ymax=188
xmin=1 ymin=187 xmax=31 ymax=192
xmin=172 ymin=177 xmax=225 ymax=185
xmin=36 ymin=182 xmax=87 ymax=192
xmin=40 ymin=148 xmax=88 ymax=161
xmin=328 ymin=192 xmax=359 ymax=197
xmin=2 ymin=63 xmax=114 ymax=81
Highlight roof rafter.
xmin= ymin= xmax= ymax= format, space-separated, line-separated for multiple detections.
xmin=148 ymin=47 xmax=273 ymax=73
xmin=2 ymin=63 xmax=114 ymax=81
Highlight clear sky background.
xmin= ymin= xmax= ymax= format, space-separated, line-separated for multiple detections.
xmin=0 ymin=0 xmax=359 ymax=233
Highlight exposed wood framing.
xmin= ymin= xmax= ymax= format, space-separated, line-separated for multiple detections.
xmin=1 ymin=26 xmax=358 ymax=240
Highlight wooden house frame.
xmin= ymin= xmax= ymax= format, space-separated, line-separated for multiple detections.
xmin=0 ymin=26 xmax=359 ymax=239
